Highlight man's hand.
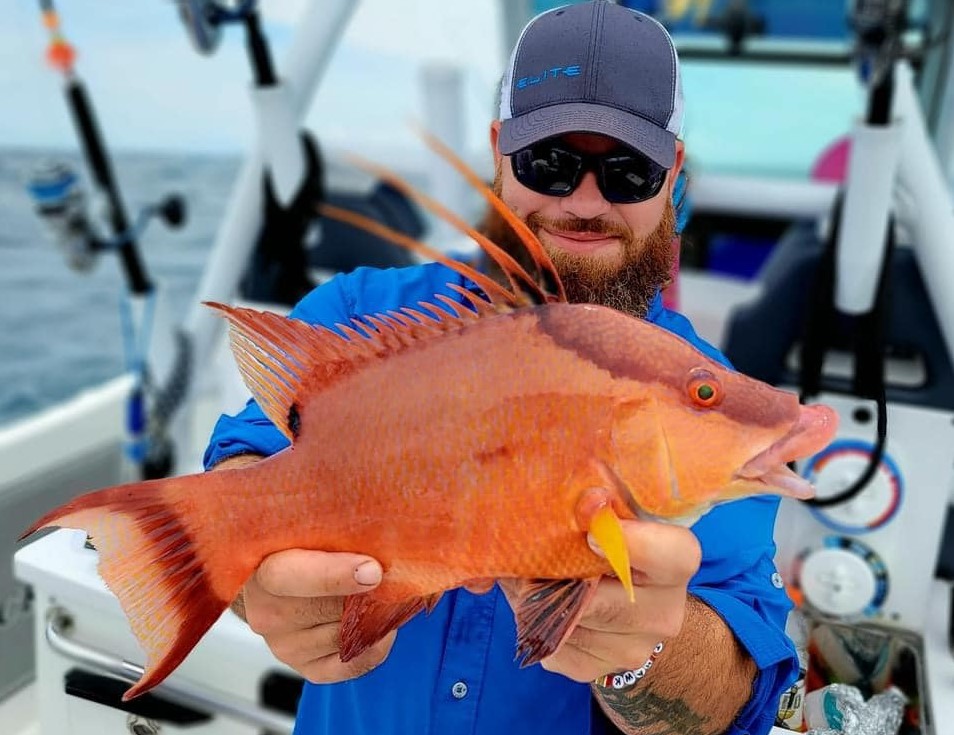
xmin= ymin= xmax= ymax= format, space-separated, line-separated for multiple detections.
xmin=213 ymin=454 xmax=393 ymax=684
xmin=238 ymin=548 xmax=393 ymax=684
xmin=501 ymin=518 xmax=702 ymax=683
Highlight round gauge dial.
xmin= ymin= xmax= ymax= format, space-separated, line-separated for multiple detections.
xmin=803 ymin=440 xmax=903 ymax=534
xmin=793 ymin=536 xmax=889 ymax=619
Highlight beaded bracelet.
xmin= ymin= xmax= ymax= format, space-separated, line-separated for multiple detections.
xmin=594 ymin=641 xmax=665 ymax=691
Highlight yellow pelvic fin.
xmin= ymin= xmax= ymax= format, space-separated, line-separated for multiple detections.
xmin=590 ymin=505 xmax=635 ymax=602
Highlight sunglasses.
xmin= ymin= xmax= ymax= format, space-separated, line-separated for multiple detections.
xmin=510 ymin=139 xmax=668 ymax=204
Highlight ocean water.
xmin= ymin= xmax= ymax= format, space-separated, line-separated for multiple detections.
xmin=0 ymin=147 xmax=239 ymax=428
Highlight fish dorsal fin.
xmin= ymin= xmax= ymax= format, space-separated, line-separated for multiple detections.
xmin=205 ymin=296 xmax=488 ymax=441
xmin=317 ymin=128 xmax=568 ymax=309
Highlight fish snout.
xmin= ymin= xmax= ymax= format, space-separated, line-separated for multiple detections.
xmin=734 ymin=402 xmax=839 ymax=500
xmin=785 ymin=403 xmax=839 ymax=461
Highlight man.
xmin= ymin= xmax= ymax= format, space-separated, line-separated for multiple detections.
xmin=204 ymin=2 xmax=798 ymax=733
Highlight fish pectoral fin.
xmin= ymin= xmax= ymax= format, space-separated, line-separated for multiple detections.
xmin=339 ymin=589 xmax=443 ymax=662
xmin=507 ymin=577 xmax=600 ymax=667
xmin=575 ymin=489 xmax=636 ymax=603
xmin=588 ymin=505 xmax=635 ymax=603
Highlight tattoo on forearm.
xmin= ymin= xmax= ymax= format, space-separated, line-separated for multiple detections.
xmin=598 ymin=686 xmax=708 ymax=735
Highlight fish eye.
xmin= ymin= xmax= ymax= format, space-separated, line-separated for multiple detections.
xmin=687 ymin=369 xmax=722 ymax=407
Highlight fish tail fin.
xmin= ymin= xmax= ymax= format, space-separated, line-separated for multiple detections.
xmin=20 ymin=471 xmax=251 ymax=700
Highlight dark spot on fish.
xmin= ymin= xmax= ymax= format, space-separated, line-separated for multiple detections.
xmin=288 ymin=403 xmax=301 ymax=439
xmin=474 ymin=444 xmax=513 ymax=463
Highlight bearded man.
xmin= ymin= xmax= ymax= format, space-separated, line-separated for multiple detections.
xmin=204 ymin=3 xmax=798 ymax=735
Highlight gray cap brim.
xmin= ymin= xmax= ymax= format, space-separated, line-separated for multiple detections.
xmin=498 ymin=102 xmax=676 ymax=169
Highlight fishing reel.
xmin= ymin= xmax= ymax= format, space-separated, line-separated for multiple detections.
xmin=849 ymin=0 xmax=908 ymax=46
xmin=174 ymin=0 xmax=258 ymax=55
xmin=705 ymin=0 xmax=766 ymax=56
xmin=26 ymin=160 xmax=101 ymax=271
xmin=26 ymin=160 xmax=187 ymax=273
xmin=848 ymin=0 xmax=909 ymax=84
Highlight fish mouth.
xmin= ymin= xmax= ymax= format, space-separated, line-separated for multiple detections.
xmin=733 ymin=404 xmax=839 ymax=499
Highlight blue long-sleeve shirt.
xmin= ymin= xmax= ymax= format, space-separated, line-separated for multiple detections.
xmin=204 ymin=263 xmax=797 ymax=735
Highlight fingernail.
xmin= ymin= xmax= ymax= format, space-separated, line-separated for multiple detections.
xmin=586 ymin=533 xmax=605 ymax=557
xmin=354 ymin=561 xmax=382 ymax=586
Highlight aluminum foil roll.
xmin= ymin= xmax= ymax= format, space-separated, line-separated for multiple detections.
xmin=804 ymin=684 xmax=907 ymax=735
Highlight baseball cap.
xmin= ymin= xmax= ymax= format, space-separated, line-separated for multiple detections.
xmin=498 ymin=0 xmax=684 ymax=169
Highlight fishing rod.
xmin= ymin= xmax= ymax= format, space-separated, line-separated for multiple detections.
xmin=26 ymin=1 xmax=192 ymax=481
xmin=32 ymin=1 xmax=156 ymax=293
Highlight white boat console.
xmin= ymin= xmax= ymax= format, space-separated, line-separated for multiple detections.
xmin=12 ymin=526 xmax=954 ymax=734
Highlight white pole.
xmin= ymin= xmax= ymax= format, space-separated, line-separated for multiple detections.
xmin=252 ymin=84 xmax=307 ymax=207
xmin=420 ymin=62 xmax=470 ymax=247
xmin=689 ymin=174 xmax=837 ymax=220
xmin=833 ymin=119 xmax=903 ymax=314
xmin=894 ymin=61 xmax=954 ymax=364
xmin=183 ymin=0 xmax=357 ymax=383
xmin=172 ymin=0 xmax=356 ymax=471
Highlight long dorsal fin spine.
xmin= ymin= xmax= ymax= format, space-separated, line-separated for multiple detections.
xmin=445 ymin=284 xmax=499 ymax=316
xmin=316 ymin=203 xmax=517 ymax=309
xmin=416 ymin=301 xmax=451 ymax=322
xmin=231 ymin=332 xmax=299 ymax=386
xmin=432 ymin=295 xmax=468 ymax=319
xmin=400 ymin=306 xmax=434 ymax=325
xmin=413 ymin=125 xmax=567 ymax=303
xmin=431 ymin=295 xmax=472 ymax=320
xmin=343 ymin=152 xmax=548 ymax=303
xmin=337 ymin=324 xmax=368 ymax=343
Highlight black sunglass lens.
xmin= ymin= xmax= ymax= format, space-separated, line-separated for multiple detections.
xmin=512 ymin=145 xmax=582 ymax=196
xmin=601 ymin=155 xmax=666 ymax=203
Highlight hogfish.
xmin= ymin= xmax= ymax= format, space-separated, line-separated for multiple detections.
xmin=21 ymin=136 xmax=837 ymax=701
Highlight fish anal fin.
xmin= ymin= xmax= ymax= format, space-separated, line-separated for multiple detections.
xmin=339 ymin=588 xmax=443 ymax=662
xmin=507 ymin=577 xmax=600 ymax=667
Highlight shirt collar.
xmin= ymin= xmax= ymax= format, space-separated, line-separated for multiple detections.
xmin=645 ymin=290 xmax=664 ymax=323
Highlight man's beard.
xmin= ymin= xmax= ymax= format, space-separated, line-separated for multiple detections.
xmin=479 ymin=166 xmax=677 ymax=318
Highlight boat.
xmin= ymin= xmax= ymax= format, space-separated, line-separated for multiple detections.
xmin=3 ymin=0 xmax=954 ymax=732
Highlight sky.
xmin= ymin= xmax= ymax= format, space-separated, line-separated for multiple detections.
xmin=1 ymin=0 xmax=508 ymax=161
xmin=0 ymin=0 xmax=873 ymax=180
